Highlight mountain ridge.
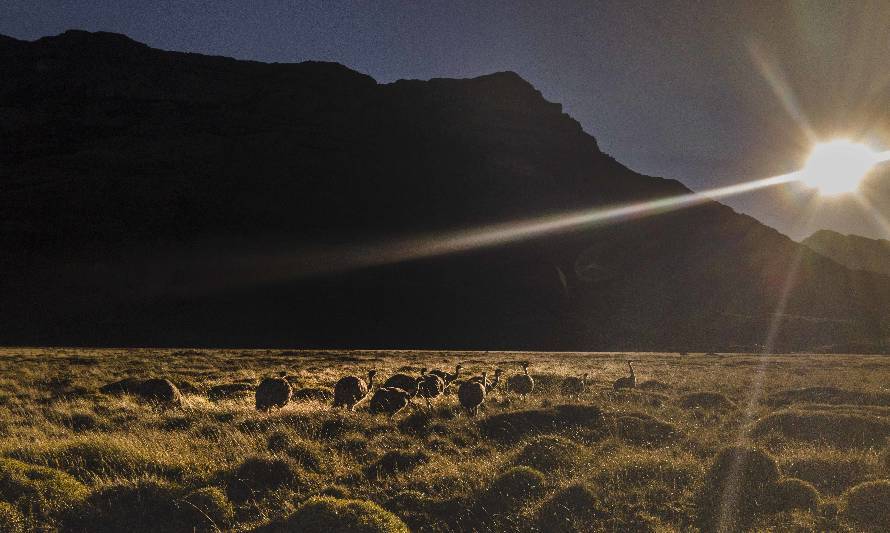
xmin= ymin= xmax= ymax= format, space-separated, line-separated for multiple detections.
xmin=2 ymin=30 xmax=889 ymax=352
xmin=803 ymin=229 xmax=890 ymax=277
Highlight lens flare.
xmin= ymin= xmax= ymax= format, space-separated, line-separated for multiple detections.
xmin=799 ymin=140 xmax=890 ymax=195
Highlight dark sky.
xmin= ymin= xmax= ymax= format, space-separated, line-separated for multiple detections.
xmin=3 ymin=1 xmax=890 ymax=240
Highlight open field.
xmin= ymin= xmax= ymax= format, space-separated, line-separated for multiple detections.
xmin=1 ymin=348 xmax=890 ymax=532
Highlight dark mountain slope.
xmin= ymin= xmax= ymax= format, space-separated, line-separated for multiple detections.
xmin=803 ymin=230 xmax=890 ymax=277
xmin=2 ymin=30 xmax=889 ymax=351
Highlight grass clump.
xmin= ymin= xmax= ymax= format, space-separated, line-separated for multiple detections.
xmin=615 ymin=414 xmax=680 ymax=446
xmin=765 ymin=387 xmax=890 ymax=407
xmin=226 ymin=456 xmax=305 ymax=503
xmin=264 ymin=496 xmax=409 ymax=533
xmin=842 ymin=479 xmax=890 ymax=530
xmin=783 ymin=453 xmax=873 ymax=495
xmin=0 ymin=501 xmax=25 ymax=533
xmin=64 ymin=479 xmax=230 ymax=532
xmin=537 ymin=483 xmax=608 ymax=533
xmin=364 ymin=450 xmax=429 ymax=480
xmin=694 ymin=445 xmax=780 ymax=531
xmin=680 ymin=391 xmax=735 ymax=410
xmin=480 ymin=466 xmax=547 ymax=514
xmin=753 ymin=410 xmax=890 ymax=448
xmin=769 ymin=478 xmax=820 ymax=513
xmin=480 ymin=404 xmax=605 ymax=443
xmin=0 ymin=457 xmax=88 ymax=519
xmin=181 ymin=487 xmax=235 ymax=531
xmin=511 ymin=434 xmax=588 ymax=471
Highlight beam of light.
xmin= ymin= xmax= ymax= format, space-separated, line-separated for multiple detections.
xmin=716 ymin=196 xmax=820 ymax=531
xmin=853 ymin=193 xmax=890 ymax=239
xmin=182 ymin=171 xmax=802 ymax=292
xmin=747 ymin=40 xmax=818 ymax=144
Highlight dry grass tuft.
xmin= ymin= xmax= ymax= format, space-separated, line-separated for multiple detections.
xmin=261 ymin=495 xmax=409 ymax=533
xmin=680 ymin=391 xmax=735 ymax=410
xmin=843 ymin=479 xmax=890 ymax=530
xmin=753 ymin=410 xmax=890 ymax=448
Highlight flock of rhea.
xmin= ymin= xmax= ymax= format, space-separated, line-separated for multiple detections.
xmin=327 ymin=360 xmax=637 ymax=418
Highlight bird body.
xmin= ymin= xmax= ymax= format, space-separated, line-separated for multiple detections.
xmin=417 ymin=371 xmax=445 ymax=409
xmin=458 ymin=372 xmax=488 ymax=416
xmin=561 ymin=373 xmax=589 ymax=397
xmin=383 ymin=372 xmax=421 ymax=397
xmin=613 ymin=363 xmax=636 ymax=390
xmin=333 ymin=370 xmax=376 ymax=410
xmin=506 ymin=362 xmax=534 ymax=397
xmin=470 ymin=368 xmax=502 ymax=393
xmin=369 ymin=387 xmax=412 ymax=418
xmin=428 ymin=364 xmax=462 ymax=390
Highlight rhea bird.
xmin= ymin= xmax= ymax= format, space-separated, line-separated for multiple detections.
xmin=427 ymin=363 xmax=462 ymax=391
xmin=333 ymin=370 xmax=377 ymax=410
xmin=506 ymin=361 xmax=534 ymax=397
xmin=561 ymin=372 xmax=589 ymax=397
xmin=458 ymin=371 xmax=488 ymax=416
xmin=382 ymin=368 xmax=423 ymax=397
xmin=612 ymin=362 xmax=636 ymax=390
xmin=469 ymin=368 xmax=503 ymax=393
xmin=416 ymin=369 xmax=445 ymax=410
xmin=369 ymin=386 xmax=414 ymax=419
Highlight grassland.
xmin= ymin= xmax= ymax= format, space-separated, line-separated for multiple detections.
xmin=1 ymin=348 xmax=889 ymax=532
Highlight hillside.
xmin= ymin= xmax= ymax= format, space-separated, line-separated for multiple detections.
xmin=2 ymin=30 xmax=889 ymax=351
xmin=804 ymin=230 xmax=890 ymax=277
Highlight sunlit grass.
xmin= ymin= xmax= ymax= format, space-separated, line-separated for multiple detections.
xmin=0 ymin=348 xmax=888 ymax=531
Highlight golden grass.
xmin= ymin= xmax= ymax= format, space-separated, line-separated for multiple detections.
xmin=0 ymin=348 xmax=888 ymax=531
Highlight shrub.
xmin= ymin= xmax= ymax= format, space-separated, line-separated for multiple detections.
xmin=364 ymin=451 xmax=429 ymax=480
xmin=268 ymin=496 xmax=409 ymax=533
xmin=843 ymin=480 xmax=890 ymax=530
xmin=537 ymin=483 xmax=608 ymax=533
xmin=482 ymin=466 xmax=546 ymax=513
xmin=695 ymin=446 xmax=780 ymax=531
xmin=752 ymin=410 xmax=890 ymax=448
xmin=0 ymin=457 xmax=88 ymax=518
xmin=679 ymin=391 xmax=735 ymax=410
xmin=770 ymin=478 xmax=820 ymax=512
xmin=511 ymin=435 xmax=587 ymax=471
xmin=226 ymin=456 xmax=304 ymax=502
xmin=0 ymin=502 xmax=25 ymax=533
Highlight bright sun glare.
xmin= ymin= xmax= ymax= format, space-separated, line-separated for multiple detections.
xmin=799 ymin=139 xmax=880 ymax=195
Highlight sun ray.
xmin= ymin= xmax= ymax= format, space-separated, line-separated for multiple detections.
xmin=716 ymin=195 xmax=820 ymax=530
xmin=182 ymin=171 xmax=802 ymax=292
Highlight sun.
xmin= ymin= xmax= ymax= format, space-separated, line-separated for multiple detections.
xmin=798 ymin=140 xmax=881 ymax=196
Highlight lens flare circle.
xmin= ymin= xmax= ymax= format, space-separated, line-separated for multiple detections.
xmin=799 ymin=140 xmax=879 ymax=195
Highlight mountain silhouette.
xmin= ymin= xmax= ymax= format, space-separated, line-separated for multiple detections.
xmin=2 ymin=30 xmax=889 ymax=352
xmin=804 ymin=230 xmax=890 ymax=277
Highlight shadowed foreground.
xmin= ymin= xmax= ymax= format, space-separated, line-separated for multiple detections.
xmin=1 ymin=348 xmax=889 ymax=532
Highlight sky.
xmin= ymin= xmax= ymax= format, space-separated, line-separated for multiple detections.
xmin=3 ymin=0 xmax=890 ymax=240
